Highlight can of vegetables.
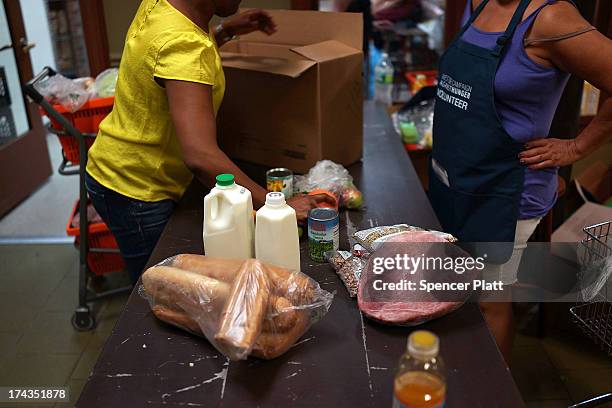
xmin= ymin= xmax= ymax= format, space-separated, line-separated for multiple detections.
xmin=308 ymin=208 xmax=339 ymax=263
xmin=266 ymin=168 xmax=293 ymax=199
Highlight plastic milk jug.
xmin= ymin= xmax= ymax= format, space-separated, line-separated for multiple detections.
xmin=203 ymin=174 xmax=254 ymax=259
xmin=255 ymin=192 xmax=300 ymax=272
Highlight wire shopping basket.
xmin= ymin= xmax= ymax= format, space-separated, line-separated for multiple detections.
xmin=570 ymin=221 xmax=612 ymax=356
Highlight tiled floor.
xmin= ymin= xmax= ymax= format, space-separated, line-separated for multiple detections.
xmin=0 ymin=243 xmax=611 ymax=407
xmin=511 ymin=305 xmax=612 ymax=408
xmin=0 ymin=244 xmax=130 ymax=408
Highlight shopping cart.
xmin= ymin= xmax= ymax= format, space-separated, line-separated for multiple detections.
xmin=24 ymin=67 xmax=132 ymax=331
xmin=567 ymin=220 xmax=612 ymax=408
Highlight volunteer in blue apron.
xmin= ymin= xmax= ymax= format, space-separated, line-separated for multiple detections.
xmin=429 ymin=0 xmax=612 ymax=360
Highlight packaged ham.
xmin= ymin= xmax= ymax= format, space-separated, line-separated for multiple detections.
xmin=357 ymin=231 xmax=477 ymax=326
xmin=140 ymin=254 xmax=333 ymax=360
xmin=353 ymin=224 xmax=456 ymax=253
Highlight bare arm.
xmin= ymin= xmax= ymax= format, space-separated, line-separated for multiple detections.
xmin=164 ymin=79 xmax=268 ymax=207
xmin=520 ymin=2 xmax=612 ymax=169
xmin=331 ymin=0 xmax=352 ymax=12
xmin=212 ymin=9 xmax=277 ymax=47
xmin=163 ymin=79 xmax=335 ymax=220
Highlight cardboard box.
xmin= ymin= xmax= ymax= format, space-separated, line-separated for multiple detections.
xmin=217 ymin=9 xmax=364 ymax=173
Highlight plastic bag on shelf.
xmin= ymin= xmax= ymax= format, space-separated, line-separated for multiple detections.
xmin=34 ymin=73 xmax=90 ymax=112
xmin=94 ymin=68 xmax=119 ymax=98
xmin=140 ymin=254 xmax=334 ymax=360
xmin=393 ymin=98 xmax=435 ymax=147
xmin=294 ymin=160 xmax=363 ymax=209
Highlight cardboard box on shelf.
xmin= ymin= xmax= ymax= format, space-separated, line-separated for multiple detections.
xmin=217 ymin=9 xmax=364 ymax=174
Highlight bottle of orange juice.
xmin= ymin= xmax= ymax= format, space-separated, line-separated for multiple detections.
xmin=393 ymin=330 xmax=446 ymax=408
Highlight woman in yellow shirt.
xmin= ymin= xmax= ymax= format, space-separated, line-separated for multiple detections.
xmin=86 ymin=0 xmax=331 ymax=282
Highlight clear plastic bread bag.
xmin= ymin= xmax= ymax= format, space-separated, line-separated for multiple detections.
xmin=140 ymin=254 xmax=334 ymax=361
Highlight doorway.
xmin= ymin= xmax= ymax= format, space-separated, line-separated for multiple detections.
xmin=0 ymin=0 xmax=52 ymax=217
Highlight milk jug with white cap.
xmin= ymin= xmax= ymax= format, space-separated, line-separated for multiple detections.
xmin=203 ymin=174 xmax=254 ymax=259
xmin=255 ymin=192 xmax=300 ymax=272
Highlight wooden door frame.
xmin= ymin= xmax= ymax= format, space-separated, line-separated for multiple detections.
xmin=79 ymin=0 xmax=110 ymax=76
xmin=0 ymin=0 xmax=52 ymax=217
xmin=444 ymin=0 xmax=467 ymax=47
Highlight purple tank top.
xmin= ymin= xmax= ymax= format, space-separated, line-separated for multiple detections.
xmin=460 ymin=0 xmax=571 ymax=219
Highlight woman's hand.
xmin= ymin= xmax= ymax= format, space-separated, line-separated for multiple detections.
xmin=287 ymin=194 xmax=337 ymax=224
xmin=222 ymin=9 xmax=277 ymax=37
xmin=519 ymin=138 xmax=583 ymax=170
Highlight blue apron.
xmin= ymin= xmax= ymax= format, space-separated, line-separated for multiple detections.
xmin=429 ymin=0 xmax=531 ymax=262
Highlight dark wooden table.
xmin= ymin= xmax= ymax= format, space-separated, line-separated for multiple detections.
xmin=77 ymin=102 xmax=524 ymax=408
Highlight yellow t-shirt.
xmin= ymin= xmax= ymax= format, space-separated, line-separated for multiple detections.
xmin=87 ymin=0 xmax=225 ymax=202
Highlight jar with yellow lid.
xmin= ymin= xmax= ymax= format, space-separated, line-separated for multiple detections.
xmin=393 ymin=330 xmax=446 ymax=408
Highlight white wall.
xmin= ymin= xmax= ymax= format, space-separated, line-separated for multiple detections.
xmin=19 ymin=0 xmax=56 ymax=75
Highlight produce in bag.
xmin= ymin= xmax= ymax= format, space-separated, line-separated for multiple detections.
xmin=294 ymin=160 xmax=363 ymax=209
xmin=34 ymin=73 xmax=91 ymax=112
xmin=141 ymin=254 xmax=333 ymax=360
xmin=308 ymin=189 xmax=338 ymax=210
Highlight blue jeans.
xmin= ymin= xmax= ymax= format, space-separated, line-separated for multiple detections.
xmin=85 ymin=172 xmax=175 ymax=282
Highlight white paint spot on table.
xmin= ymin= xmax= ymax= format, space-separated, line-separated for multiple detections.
xmin=290 ymin=336 xmax=315 ymax=349
xmin=359 ymin=311 xmax=374 ymax=397
xmin=106 ymin=373 xmax=133 ymax=378
xmin=285 ymin=369 xmax=302 ymax=380
xmin=157 ymin=360 xmax=176 ymax=369
xmin=370 ymin=366 xmax=388 ymax=371
xmin=220 ymin=358 xmax=230 ymax=400
xmin=161 ymin=358 xmax=230 ymax=402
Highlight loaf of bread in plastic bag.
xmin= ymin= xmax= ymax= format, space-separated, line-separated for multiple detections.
xmin=140 ymin=254 xmax=333 ymax=360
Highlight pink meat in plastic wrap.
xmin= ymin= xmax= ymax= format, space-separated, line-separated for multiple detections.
xmin=358 ymin=231 xmax=474 ymax=326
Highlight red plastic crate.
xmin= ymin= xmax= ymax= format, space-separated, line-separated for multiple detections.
xmin=66 ymin=200 xmax=125 ymax=276
xmin=43 ymin=97 xmax=114 ymax=164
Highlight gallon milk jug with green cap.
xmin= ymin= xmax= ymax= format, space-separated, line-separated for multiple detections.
xmin=255 ymin=192 xmax=300 ymax=272
xmin=203 ymin=174 xmax=254 ymax=259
